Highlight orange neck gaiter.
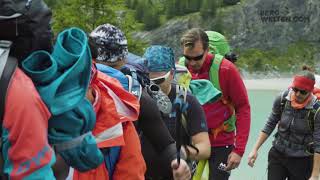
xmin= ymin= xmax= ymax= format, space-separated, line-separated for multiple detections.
xmin=290 ymin=92 xmax=312 ymax=109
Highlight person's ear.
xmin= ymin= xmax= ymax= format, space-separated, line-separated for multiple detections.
xmin=169 ymin=70 xmax=174 ymax=80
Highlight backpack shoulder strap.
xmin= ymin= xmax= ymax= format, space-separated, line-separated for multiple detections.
xmin=209 ymin=54 xmax=224 ymax=91
xmin=0 ymin=57 xmax=17 ymax=123
xmin=280 ymin=89 xmax=290 ymax=114
xmin=0 ymin=43 xmax=17 ymax=127
xmin=175 ymin=84 xmax=200 ymax=156
xmin=125 ymin=67 xmax=142 ymax=100
xmin=176 ymin=84 xmax=188 ymax=133
xmin=308 ymin=100 xmax=320 ymax=132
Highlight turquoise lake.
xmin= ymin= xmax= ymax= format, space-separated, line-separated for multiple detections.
xmin=230 ymin=90 xmax=281 ymax=180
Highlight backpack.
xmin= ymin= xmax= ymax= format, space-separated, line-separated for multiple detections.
xmin=0 ymin=0 xmax=52 ymax=135
xmin=280 ymin=90 xmax=320 ymax=132
xmin=205 ymin=31 xmax=238 ymax=63
xmin=0 ymin=0 xmax=53 ymax=62
xmin=122 ymin=52 xmax=150 ymax=89
xmin=206 ymin=31 xmax=231 ymax=56
xmin=97 ymin=52 xmax=150 ymax=100
xmin=0 ymin=0 xmax=52 ymax=121
xmin=278 ymin=90 xmax=320 ymax=154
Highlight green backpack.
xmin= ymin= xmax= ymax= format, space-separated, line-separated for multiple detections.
xmin=205 ymin=31 xmax=231 ymax=56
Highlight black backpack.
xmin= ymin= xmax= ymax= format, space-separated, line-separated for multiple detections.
xmin=0 ymin=0 xmax=52 ymax=138
xmin=0 ymin=0 xmax=53 ymax=62
xmin=278 ymin=90 xmax=320 ymax=154
xmin=280 ymin=90 xmax=320 ymax=132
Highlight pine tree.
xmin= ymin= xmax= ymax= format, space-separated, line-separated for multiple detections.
xmin=200 ymin=0 xmax=217 ymax=18
xmin=165 ymin=0 xmax=176 ymax=18
xmin=125 ymin=0 xmax=132 ymax=8
xmin=143 ymin=7 xmax=160 ymax=30
xmin=135 ymin=0 xmax=146 ymax=22
xmin=188 ymin=0 xmax=201 ymax=13
xmin=131 ymin=0 xmax=139 ymax=9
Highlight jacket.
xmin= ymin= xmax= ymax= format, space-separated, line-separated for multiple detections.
xmin=2 ymin=68 xmax=55 ymax=180
xmin=263 ymin=89 xmax=320 ymax=157
xmin=186 ymin=53 xmax=251 ymax=156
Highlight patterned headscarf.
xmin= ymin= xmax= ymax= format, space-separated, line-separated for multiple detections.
xmin=90 ymin=23 xmax=128 ymax=63
xmin=144 ymin=45 xmax=175 ymax=72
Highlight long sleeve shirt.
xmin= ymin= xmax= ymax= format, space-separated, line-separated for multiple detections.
xmin=187 ymin=53 xmax=251 ymax=156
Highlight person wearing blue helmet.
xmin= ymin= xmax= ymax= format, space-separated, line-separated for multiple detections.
xmin=144 ymin=45 xmax=211 ymax=179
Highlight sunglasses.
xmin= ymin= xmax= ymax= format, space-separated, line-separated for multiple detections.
xmin=183 ymin=52 xmax=205 ymax=61
xmin=292 ymin=87 xmax=309 ymax=95
xmin=150 ymin=71 xmax=171 ymax=85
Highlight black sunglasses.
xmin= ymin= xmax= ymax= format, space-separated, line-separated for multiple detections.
xmin=292 ymin=87 xmax=309 ymax=95
xmin=183 ymin=52 xmax=205 ymax=61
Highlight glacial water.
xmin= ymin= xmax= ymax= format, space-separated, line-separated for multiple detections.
xmin=230 ymin=90 xmax=281 ymax=180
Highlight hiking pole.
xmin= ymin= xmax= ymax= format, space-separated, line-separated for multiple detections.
xmin=175 ymin=100 xmax=182 ymax=166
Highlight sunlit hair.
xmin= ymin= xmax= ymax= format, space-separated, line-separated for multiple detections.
xmin=180 ymin=28 xmax=209 ymax=51
xmin=298 ymin=65 xmax=315 ymax=81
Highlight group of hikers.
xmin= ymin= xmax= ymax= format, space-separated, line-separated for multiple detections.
xmin=1 ymin=1 xmax=320 ymax=180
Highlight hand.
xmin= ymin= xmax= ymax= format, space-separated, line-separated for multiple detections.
xmin=248 ymin=149 xmax=258 ymax=167
xmin=171 ymin=159 xmax=191 ymax=180
xmin=308 ymin=176 xmax=319 ymax=180
xmin=225 ymin=152 xmax=242 ymax=171
xmin=52 ymin=154 xmax=69 ymax=179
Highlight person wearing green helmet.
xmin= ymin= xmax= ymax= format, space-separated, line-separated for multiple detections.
xmin=179 ymin=28 xmax=251 ymax=180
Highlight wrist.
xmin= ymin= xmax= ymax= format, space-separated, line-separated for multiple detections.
xmin=311 ymin=174 xmax=319 ymax=178
xmin=310 ymin=175 xmax=319 ymax=180
xmin=185 ymin=145 xmax=199 ymax=160
xmin=232 ymin=149 xmax=243 ymax=157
